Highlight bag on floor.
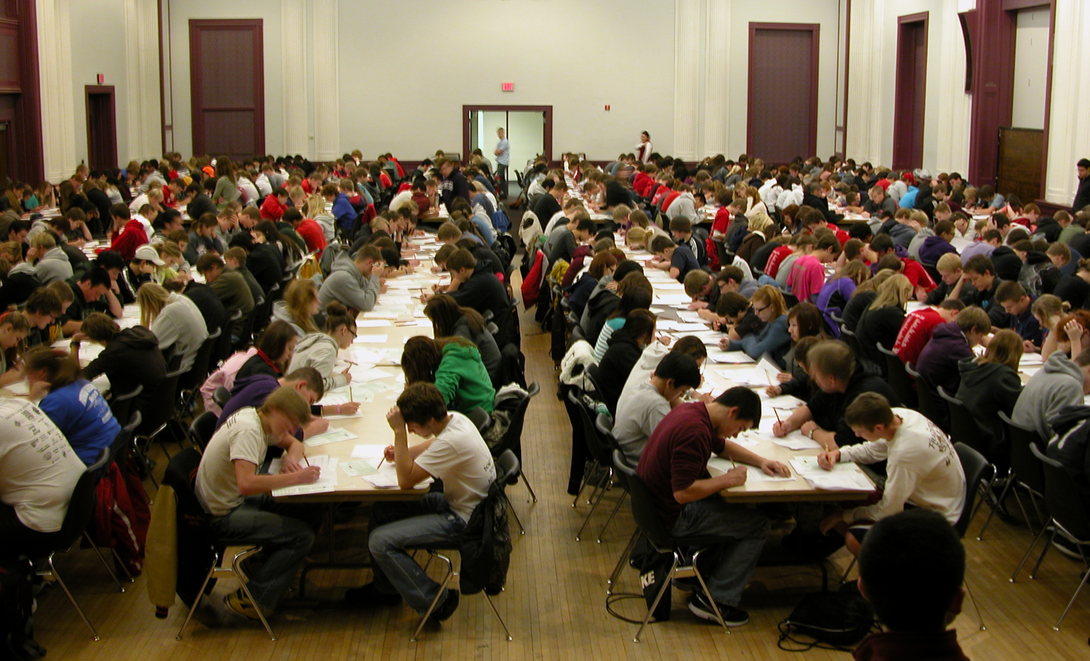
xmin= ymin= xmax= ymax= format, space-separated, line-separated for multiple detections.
xmin=0 ymin=557 xmax=45 ymax=661
xmin=630 ymin=537 xmax=672 ymax=621
xmin=777 ymin=589 xmax=875 ymax=651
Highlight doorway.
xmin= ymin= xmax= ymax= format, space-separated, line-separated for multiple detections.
xmin=189 ymin=19 xmax=265 ymax=159
xmin=893 ymin=13 xmax=928 ymax=171
xmin=85 ymin=86 xmax=117 ymax=171
xmin=747 ymin=24 xmax=820 ymax=165
xmin=0 ymin=122 xmax=9 ymax=185
xmin=463 ymin=105 xmax=551 ymax=175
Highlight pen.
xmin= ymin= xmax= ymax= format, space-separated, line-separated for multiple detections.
xmin=344 ymin=359 xmax=358 ymax=367
xmin=773 ymin=407 xmax=782 ymax=424
xmin=303 ymin=453 xmax=310 ymax=468
xmin=376 ymin=456 xmax=385 ymax=470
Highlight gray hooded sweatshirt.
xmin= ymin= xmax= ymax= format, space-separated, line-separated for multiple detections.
xmin=34 ymin=247 xmax=73 ymax=285
xmin=288 ymin=332 xmax=348 ymax=393
xmin=1012 ymin=350 xmax=1086 ymax=441
xmin=317 ymin=251 xmax=380 ymax=312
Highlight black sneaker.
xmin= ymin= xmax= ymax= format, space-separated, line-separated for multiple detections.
xmin=344 ymin=583 xmax=403 ymax=607
xmin=687 ymin=591 xmax=749 ymax=627
xmin=430 ymin=589 xmax=459 ymax=622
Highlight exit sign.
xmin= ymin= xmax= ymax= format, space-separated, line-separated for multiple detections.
xmin=501 ymin=82 xmax=514 ymax=92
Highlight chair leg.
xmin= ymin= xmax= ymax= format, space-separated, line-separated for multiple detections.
xmin=978 ymin=476 xmax=1014 ymax=540
xmin=1029 ymin=528 xmax=1058 ymax=580
xmin=232 ymin=547 xmax=277 ymax=641
xmin=505 ymin=494 xmax=526 ymax=535
xmin=596 ymin=491 xmax=627 ymax=544
xmin=572 ymin=461 xmax=599 ymax=508
xmin=48 ymin=554 xmax=101 ymax=641
xmin=839 ymin=556 xmax=858 ymax=585
xmin=1011 ymin=487 xmax=1034 ymax=534
xmin=963 ymin=575 xmax=986 ymax=631
xmin=691 ymin=550 xmax=729 ymax=634
xmin=176 ymin=559 xmax=218 ymax=640
xmin=520 ymin=470 xmax=539 ymax=504
xmin=484 ymin=593 xmax=513 ymax=641
xmin=576 ymin=470 xmax=612 ymax=541
xmin=1053 ymin=549 xmax=1090 ymax=630
xmin=411 ymin=553 xmax=455 ymax=642
xmin=608 ymin=529 xmax=640 ymax=594
xmin=1012 ymin=518 xmax=1052 ymax=582
xmin=634 ymin=553 xmax=680 ymax=643
xmin=82 ymin=531 xmax=126 ymax=592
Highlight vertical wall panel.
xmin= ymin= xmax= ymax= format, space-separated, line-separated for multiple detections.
xmin=1044 ymin=0 xmax=1090 ymax=205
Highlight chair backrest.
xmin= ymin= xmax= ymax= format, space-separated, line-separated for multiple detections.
xmin=568 ymin=389 xmax=612 ymax=465
xmin=494 ymin=449 xmax=521 ymax=487
xmin=627 ymin=469 xmax=676 ymax=552
xmin=999 ymin=411 xmax=1046 ymax=496
xmin=490 ymin=382 xmax=539 ymax=458
xmin=877 ymin=344 xmax=917 ymax=409
xmin=611 ymin=448 xmax=633 ymax=494
xmin=953 ymin=442 xmax=994 ymax=539
xmin=466 ymin=406 xmax=491 ymax=433
xmin=189 ymin=411 xmax=219 ymax=451
xmin=839 ymin=325 xmax=865 ymax=359
xmin=939 ymin=386 xmax=990 ymax=459
xmin=54 ymin=448 xmax=111 ymax=551
xmin=213 ymin=386 xmax=232 ymax=410
xmin=596 ymin=412 xmax=621 ymax=453
xmin=108 ymin=383 xmax=143 ymax=426
xmin=138 ymin=354 xmax=184 ymax=435
xmin=178 ymin=330 xmax=220 ymax=393
xmin=1030 ymin=442 xmax=1090 ymax=541
xmin=107 ymin=409 xmax=140 ymax=464
xmin=216 ymin=313 xmax=239 ymax=364
xmin=906 ymin=363 xmax=944 ymax=429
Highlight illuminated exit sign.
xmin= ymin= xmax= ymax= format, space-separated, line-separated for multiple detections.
xmin=501 ymin=82 xmax=514 ymax=92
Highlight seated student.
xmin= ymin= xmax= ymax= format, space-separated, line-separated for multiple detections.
xmin=852 ymin=509 xmax=973 ymax=661
xmin=684 ymin=269 xmax=719 ymax=312
xmin=28 ymin=232 xmax=72 ymax=286
xmin=99 ymin=203 xmax=147 ymax=262
xmin=318 ymin=244 xmax=383 ymax=314
xmin=622 ymin=334 xmax=708 ymax=397
xmin=424 ymin=294 xmax=501 ymax=386
xmin=285 ymin=208 xmax=326 ymax=257
xmin=668 ymin=216 xmax=707 ymax=266
xmin=720 ymin=285 xmax=792 ymax=368
xmin=344 ymin=383 xmax=495 ymax=620
xmin=592 ymin=284 xmax=653 ymax=362
xmin=235 ymin=320 xmax=300 ymax=382
xmin=636 ymin=387 xmax=790 ymax=625
xmin=855 ymin=274 xmax=913 ymax=371
xmin=994 ymin=281 xmax=1043 ymax=348
xmin=735 ymin=209 xmax=775 ymax=266
xmin=197 ymin=253 xmax=255 ymax=337
xmin=568 ymin=251 xmax=618 ymax=320
xmin=185 ymin=213 xmax=225 ymax=264
xmin=196 ymin=386 xmax=322 ymax=620
xmin=956 ymin=329 xmax=1023 ymax=464
xmin=614 ymin=351 xmax=702 ymax=465
xmin=0 ymin=311 xmax=30 ymax=388
xmin=259 ymin=187 xmax=289 ymax=222
xmin=436 ymin=248 xmax=517 ymax=349
xmin=224 ymin=246 xmax=264 ymax=305
xmin=595 ymin=309 xmax=658 ymax=416
xmin=273 ymin=278 xmax=322 ymax=337
xmin=76 ymin=312 xmax=167 ymax=415
xmin=817 ymin=393 xmax=966 ymax=556
xmin=765 ymin=335 xmax=821 ymax=400
xmin=817 ymin=259 xmax=871 ymax=336
xmin=0 ymin=398 xmax=85 ymax=560
xmin=650 ymin=235 xmax=700 ymax=284
xmin=954 ymin=254 xmax=1011 ymax=328
xmin=287 ymin=302 xmax=360 ymax=395
xmin=787 ymin=233 xmax=840 ymax=303
xmin=229 ymin=232 xmax=283 ymax=296
xmin=713 ymin=265 xmax=759 ymax=302
xmin=915 ymin=305 xmax=991 ymax=398
xmin=773 ymin=340 xmax=900 ymax=451
xmin=546 ymin=215 xmax=596 ymax=266
xmin=771 ymin=234 xmax=815 ymax=290
xmin=217 ymin=366 xmax=338 ymax=437
xmin=200 ymin=347 xmax=257 ymax=416
xmin=1045 ymin=241 xmax=1078 ymax=279
xmin=24 ymin=285 xmax=68 ymax=348
xmin=402 ymin=336 xmax=496 ymax=415
xmin=778 ymin=302 xmax=828 ymax=381
xmin=59 ymin=266 xmax=112 ymax=335
xmin=322 ymin=183 xmax=357 ymax=237
xmin=136 ymin=282 xmax=208 ymax=372
xmin=892 ymin=299 xmax=964 ymax=367
xmin=1013 ymin=346 xmax=1090 ymax=442
xmin=917 ymin=219 xmax=959 ymax=266
xmin=925 ymin=253 xmax=975 ymax=306
xmin=24 ymin=347 xmax=120 ymax=465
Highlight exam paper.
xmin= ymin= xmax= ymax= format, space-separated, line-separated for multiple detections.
xmin=270 ymin=455 xmax=339 ymax=496
xmin=303 ymin=427 xmax=358 ymax=447
xmin=708 ymin=457 xmax=794 ymax=482
xmin=706 ymin=349 xmax=755 ymax=364
xmin=801 ymin=472 xmax=874 ymax=491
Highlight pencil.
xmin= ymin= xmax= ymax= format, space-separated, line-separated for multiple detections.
xmin=773 ymin=407 xmax=782 ymax=424
xmin=303 ymin=453 xmax=310 ymax=467
xmin=344 ymin=359 xmax=358 ymax=367
xmin=377 ymin=457 xmax=385 ymax=470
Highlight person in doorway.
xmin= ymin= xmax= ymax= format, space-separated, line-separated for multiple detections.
xmin=494 ymin=127 xmax=510 ymax=199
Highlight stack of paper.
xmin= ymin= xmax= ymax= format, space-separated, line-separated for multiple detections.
xmin=706 ymin=349 xmax=755 ymax=364
xmin=270 ymin=455 xmax=339 ymax=496
xmin=788 ymin=456 xmax=874 ymax=491
xmin=304 ymin=427 xmax=358 ymax=447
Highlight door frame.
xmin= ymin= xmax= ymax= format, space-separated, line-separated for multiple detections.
xmin=462 ymin=105 xmax=552 ymax=165
xmin=892 ymin=12 xmax=929 ymax=170
xmin=188 ymin=18 xmax=264 ymax=158
xmin=746 ymin=22 xmax=820 ymax=162
xmin=84 ymin=85 xmax=117 ymax=171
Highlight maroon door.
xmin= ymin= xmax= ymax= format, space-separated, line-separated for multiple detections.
xmin=85 ymin=85 xmax=117 ymax=170
xmin=189 ymin=19 xmax=264 ymax=159
xmin=747 ymin=23 xmax=819 ymax=164
xmin=893 ymin=14 xmax=929 ymax=171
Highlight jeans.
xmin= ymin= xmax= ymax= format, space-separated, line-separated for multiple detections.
xmin=496 ymin=163 xmax=508 ymax=198
xmin=368 ymin=492 xmax=465 ymax=614
xmin=210 ymin=495 xmax=319 ymax=611
xmin=669 ymin=496 xmax=769 ymax=607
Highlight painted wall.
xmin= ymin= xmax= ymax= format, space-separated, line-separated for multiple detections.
xmin=67 ymin=1 xmax=130 ymax=167
xmin=1011 ymin=6 xmax=1049 ymax=131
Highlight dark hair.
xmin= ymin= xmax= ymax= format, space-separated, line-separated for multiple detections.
xmin=653 ymin=351 xmax=701 ymax=389
xmin=424 ymin=294 xmax=487 ymax=337
xmin=859 ymin=509 xmax=965 ymax=631
xmin=257 ymin=320 xmax=298 ymax=364
xmin=671 ymin=335 xmax=708 ymax=362
xmin=788 ymin=302 xmax=826 ymax=340
xmin=808 ymin=340 xmax=856 ymax=383
xmin=608 ymin=286 xmax=653 ymax=321
xmin=195 ymin=253 xmax=224 ymax=273
xmin=402 ymin=336 xmax=442 ymax=384
xmin=844 ymin=392 xmax=895 ymax=430
xmin=612 ymin=260 xmax=644 ymax=282
xmin=109 ymin=203 xmax=130 ymax=219
xmin=870 ymin=233 xmax=894 ymax=254
xmin=24 ymin=289 xmax=63 ymax=317
xmin=282 ymin=208 xmax=303 ymax=223
xmin=283 ymin=366 xmax=324 ymax=399
xmin=93 ymin=251 xmax=125 ymax=273
xmin=79 ymin=265 xmax=112 ymax=288
xmin=963 ymin=255 xmax=994 ymax=277
xmin=397 ymin=382 xmax=448 ymax=425
xmin=446 ymin=248 xmax=476 ymax=272
xmin=713 ymin=386 xmax=761 ymax=425
xmin=323 ymin=301 xmax=355 ymax=335
xmin=622 ymin=309 xmax=656 ymax=342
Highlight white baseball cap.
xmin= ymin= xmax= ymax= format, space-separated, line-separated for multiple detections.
xmin=134 ymin=244 xmax=165 ymax=266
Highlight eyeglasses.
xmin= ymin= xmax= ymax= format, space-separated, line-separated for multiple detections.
xmin=752 ymin=304 xmax=768 ymax=314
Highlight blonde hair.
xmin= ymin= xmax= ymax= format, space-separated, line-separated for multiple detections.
xmin=137 ymin=282 xmax=171 ymax=327
xmin=980 ymin=329 xmax=1023 ymax=371
xmin=746 ymin=208 xmax=773 ymax=234
xmin=283 ymin=279 xmax=321 ymax=334
xmin=304 ymin=193 xmax=328 ymax=218
xmin=868 ymin=273 xmax=913 ymax=311
xmin=259 ymin=386 xmax=313 ymax=427
xmin=1031 ymin=294 xmax=1068 ymax=326
xmin=751 ymin=285 xmax=788 ymax=318
xmin=29 ymin=232 xmax=56 ymax=250
xmin=836 ymin=259 xmax=871 ymax=285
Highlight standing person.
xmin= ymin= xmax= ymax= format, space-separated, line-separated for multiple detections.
xmin=634 ymin=131 xmax=653 ymax=164
xmin=494 ymin=127 xmax=510 ymax=199
xmin=1073 ymin=158 xmax=1090 ymax=211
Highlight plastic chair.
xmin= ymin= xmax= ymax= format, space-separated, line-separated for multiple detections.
xmin=569 ymin=389 xmax=616 ymax=542
xmin=876 ymin=343 xmax=917 ymax=409
xmin=213 ymin=386 xmax=232 ymax=411
xmin=1011 ymin=443 xmax=1090 ymax=630
xmin=606 ymin=450 xmax=641 ymax=595
xmin=953 ymin=442 xmax=993 ymax=631
xmin=188 ymin=411 xmax=219 ymax=452
xmin=108 ymin=383 xmax=143 ymax=431
xmin=940 ymin=386 xmax=998 ymax=539
xmin=992 ymin=411 xmax=1047 ymax=541
xmin=403 ymin=450 xmax=519 ymax=642
xmin=133 ymin=354 xmax=185 ymax=488
xmin=594 ymin=413 xmax=628 ymax=544
xmin=489 ymin=382 xmax=540 ymax=505
xmin=34 ymin=449 xmax=122 ymax=641
xmin=906 ymin=362 xmax=947 ymax=431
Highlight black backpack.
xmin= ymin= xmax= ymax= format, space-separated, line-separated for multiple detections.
xmin=458 ymin=480 xmax=511 ymax=596
xmin=777 ymin=589 xmax=876 ymax=651
xmin=0 ymin=557 xmax=45 ymax=661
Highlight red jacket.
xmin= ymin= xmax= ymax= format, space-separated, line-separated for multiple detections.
xmin=259 ymin=195 xmax=287 ymax=221
xmin=101 ymin=219 xmax=148 ymax=262
xmin=894 ymin=307 xmax=945 ymax=365
xmin=764 ymin=245 xmax=795 ymax=279
xmin=632 ymin=172 xmax=654 ymax=197
xmin=296 ymin=218 xmax=327 ymax=256
xmin=660 ymin=191 xmax=682 ymax=214
xmin=901 ymin=258 xmax=937 ymax=291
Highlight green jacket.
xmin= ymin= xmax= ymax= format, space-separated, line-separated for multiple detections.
xmin=435 ymin=343 xmax=496 ymax=414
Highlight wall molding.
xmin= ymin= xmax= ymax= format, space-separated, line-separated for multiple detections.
xmin=36 ymin=0 xmax=76 ymax=182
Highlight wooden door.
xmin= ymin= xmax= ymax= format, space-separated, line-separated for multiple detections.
xmin=747 ymin=24 xmax=819 ymax=164
xmin=189 ymin=19 xmax=264 ymax=159
xmin=85 ymin=85 xmax=117 ymax=171
xmin=893 ymin=14 xmax=928 ymax=170
xmin=997 ymin=127 xmax=1043 ymax=204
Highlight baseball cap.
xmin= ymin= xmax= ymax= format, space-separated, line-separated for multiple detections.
xmin=134 ymin=244 xmax=165 ymax=266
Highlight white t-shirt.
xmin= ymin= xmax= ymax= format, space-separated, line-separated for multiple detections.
xmin=196 ymin=408 xmax=272 ymax=516
xmin=414 ymin=412 xmax=496 ymax=522
xmin=613 ymin=381 xmax=671 ymax=465
xmin=839 ymin=408 xmax=966 ymax=525
xmin=0 ymin=399 xmax=84 ymax=532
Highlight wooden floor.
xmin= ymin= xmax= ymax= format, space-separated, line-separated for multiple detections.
xmin=34 ymin=306 xmax=1090 ymax=661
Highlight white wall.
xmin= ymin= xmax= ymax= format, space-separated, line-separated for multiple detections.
xmin=1043 ymin=0 xmax=1090 ymax=205
xmin=164 ymin=0 xmax=285 ymax=158
xmin=335 ymin=0 xmax=675 ymax=163
xmin=1011 ymin=6 xmax=1049 ymax=131
xmin=67 ymin=1 xmax=129 ymax=167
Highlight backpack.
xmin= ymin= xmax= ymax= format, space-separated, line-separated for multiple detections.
xmin=490 ymin=209 xmax=511 ymax=233
xmin=777 ymin=590 xmax=876 ymax=651
xmin=0 ymin=557 xmax=44 ymax=661
xmin=458 ymin=480 xmax=511 ymax=595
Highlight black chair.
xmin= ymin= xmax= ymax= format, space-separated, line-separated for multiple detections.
xmin=953 ymin=442 xmax=993 ymax=631
xmin=134 ymin=354 xmax=185 ymax=488
xmin=940 ymin=386 xmax=998 ymax=539
xmin=489 ymin=382 xmax=539 ymax=504
xmin=606 ymin=450 xmax=641 ymax=595
xmin=236 ymin=295 xmax=265 ymax=350
xmin=218 ymin=309 xmax=242 ymax=364
xmin=34 ymin=449 xmax=122 ymax=641
xmin=906 ymin=362 xmax=947 ymax=431
xmin=108 ymin=383 xmax=143 ymax=430
xmin=623 ymin=462 xmax=731 ymax=641
xmin=213 ymin=386 xmax=232 ymax=411
xmin=1011 ymin=443 xmax=1090 ymax=630
xmin=403 ymin=450 xmax=518 ymax=642
xmin=594 ymin=413 xmax=628 ymax=544
xmin=188 ymin=411 xmax=219 ymax=451
xmin=178 ymin=329 xmax=221 ymax=415
xmin=569 ymin=389 xmax=616 ymax=542
xmin=992 ymin=411 xmax=1047 ymax=541
xmin=876 ymin=343 xmax=917 ymax=409
xmin=839 ymin=325 xmax=866 ymax=361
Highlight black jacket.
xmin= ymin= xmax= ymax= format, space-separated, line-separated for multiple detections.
xmin=957 ymin=359 xmax=1022 ymax=461
xmin=450 ymin=264 xmax=515 ymax=348
xmin=184 ymin=281 xmax=228 ymax=334
xmin=1074 ymin=177 xmax=1090 ymax=212
xmin=83 ymin=326 xmax=167 ymax=412
xmin=594 ymin=330 xmax=644 ymax=417
xmin=809 ymin=365 xmax=901 ymax=449
xmin=247 ymin=243 xmax=284 ymax=295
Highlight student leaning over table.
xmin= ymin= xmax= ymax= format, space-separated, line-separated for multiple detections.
xmin=402 ymin=336 xmax=495 ymax=415
xmin=317 ymin=244 xmax=384 ymax=314
xmin=287 ymin=302 xmax=359 ymax=394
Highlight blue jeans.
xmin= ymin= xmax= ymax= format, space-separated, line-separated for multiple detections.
xmin=210 ymin=495 xmax=319 ymax=611
xmin=368 ymin=493 xmax=465 ymax=614
xmin=669 ymin=496 xmax=770 ymax=607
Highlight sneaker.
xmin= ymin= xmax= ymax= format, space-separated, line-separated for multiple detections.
xmin=223 ymin=589 xmax=262 ymax=621
xmin=430 ymin=589 xmax=459 ymax=622
xmin=1052 ymin=535 xmax=1085 ymax=560
xmin=687 ymin=591 xmax=749 ymax=627
xmin=344 ymin=583 xmax=403 ymax=607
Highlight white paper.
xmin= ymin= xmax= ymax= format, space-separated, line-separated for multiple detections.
xmin=270 ymin=455 xmax=339 ymax=496
xmin=706 ymin=349 xmax=755 ymax=364
xmin=341 ymin=459 xmax=379 ymax=477
xmin=1019 ymin=353 xmax=1044 ymax=366
xmin=357 ymin=319 xmax=392 ymax=328
xmin=790 ymin=456 xmax=855 ymax=475
xmin=350 ymin=444 xmax=387 ymax=459
xmin=354 ymin=334 xmax=389 ymax=344
xmin=708 ymin=457 xmax=794 ymax=482
xmin=770 ymin=437 xmax=824 ymax=451
xmin=303 ymin=427 xmax=358 ymax=447
xmin=761 ymin=394 xmax=806 ymax=410
xmin=801 ymin=472 xmax=874 ymax=491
